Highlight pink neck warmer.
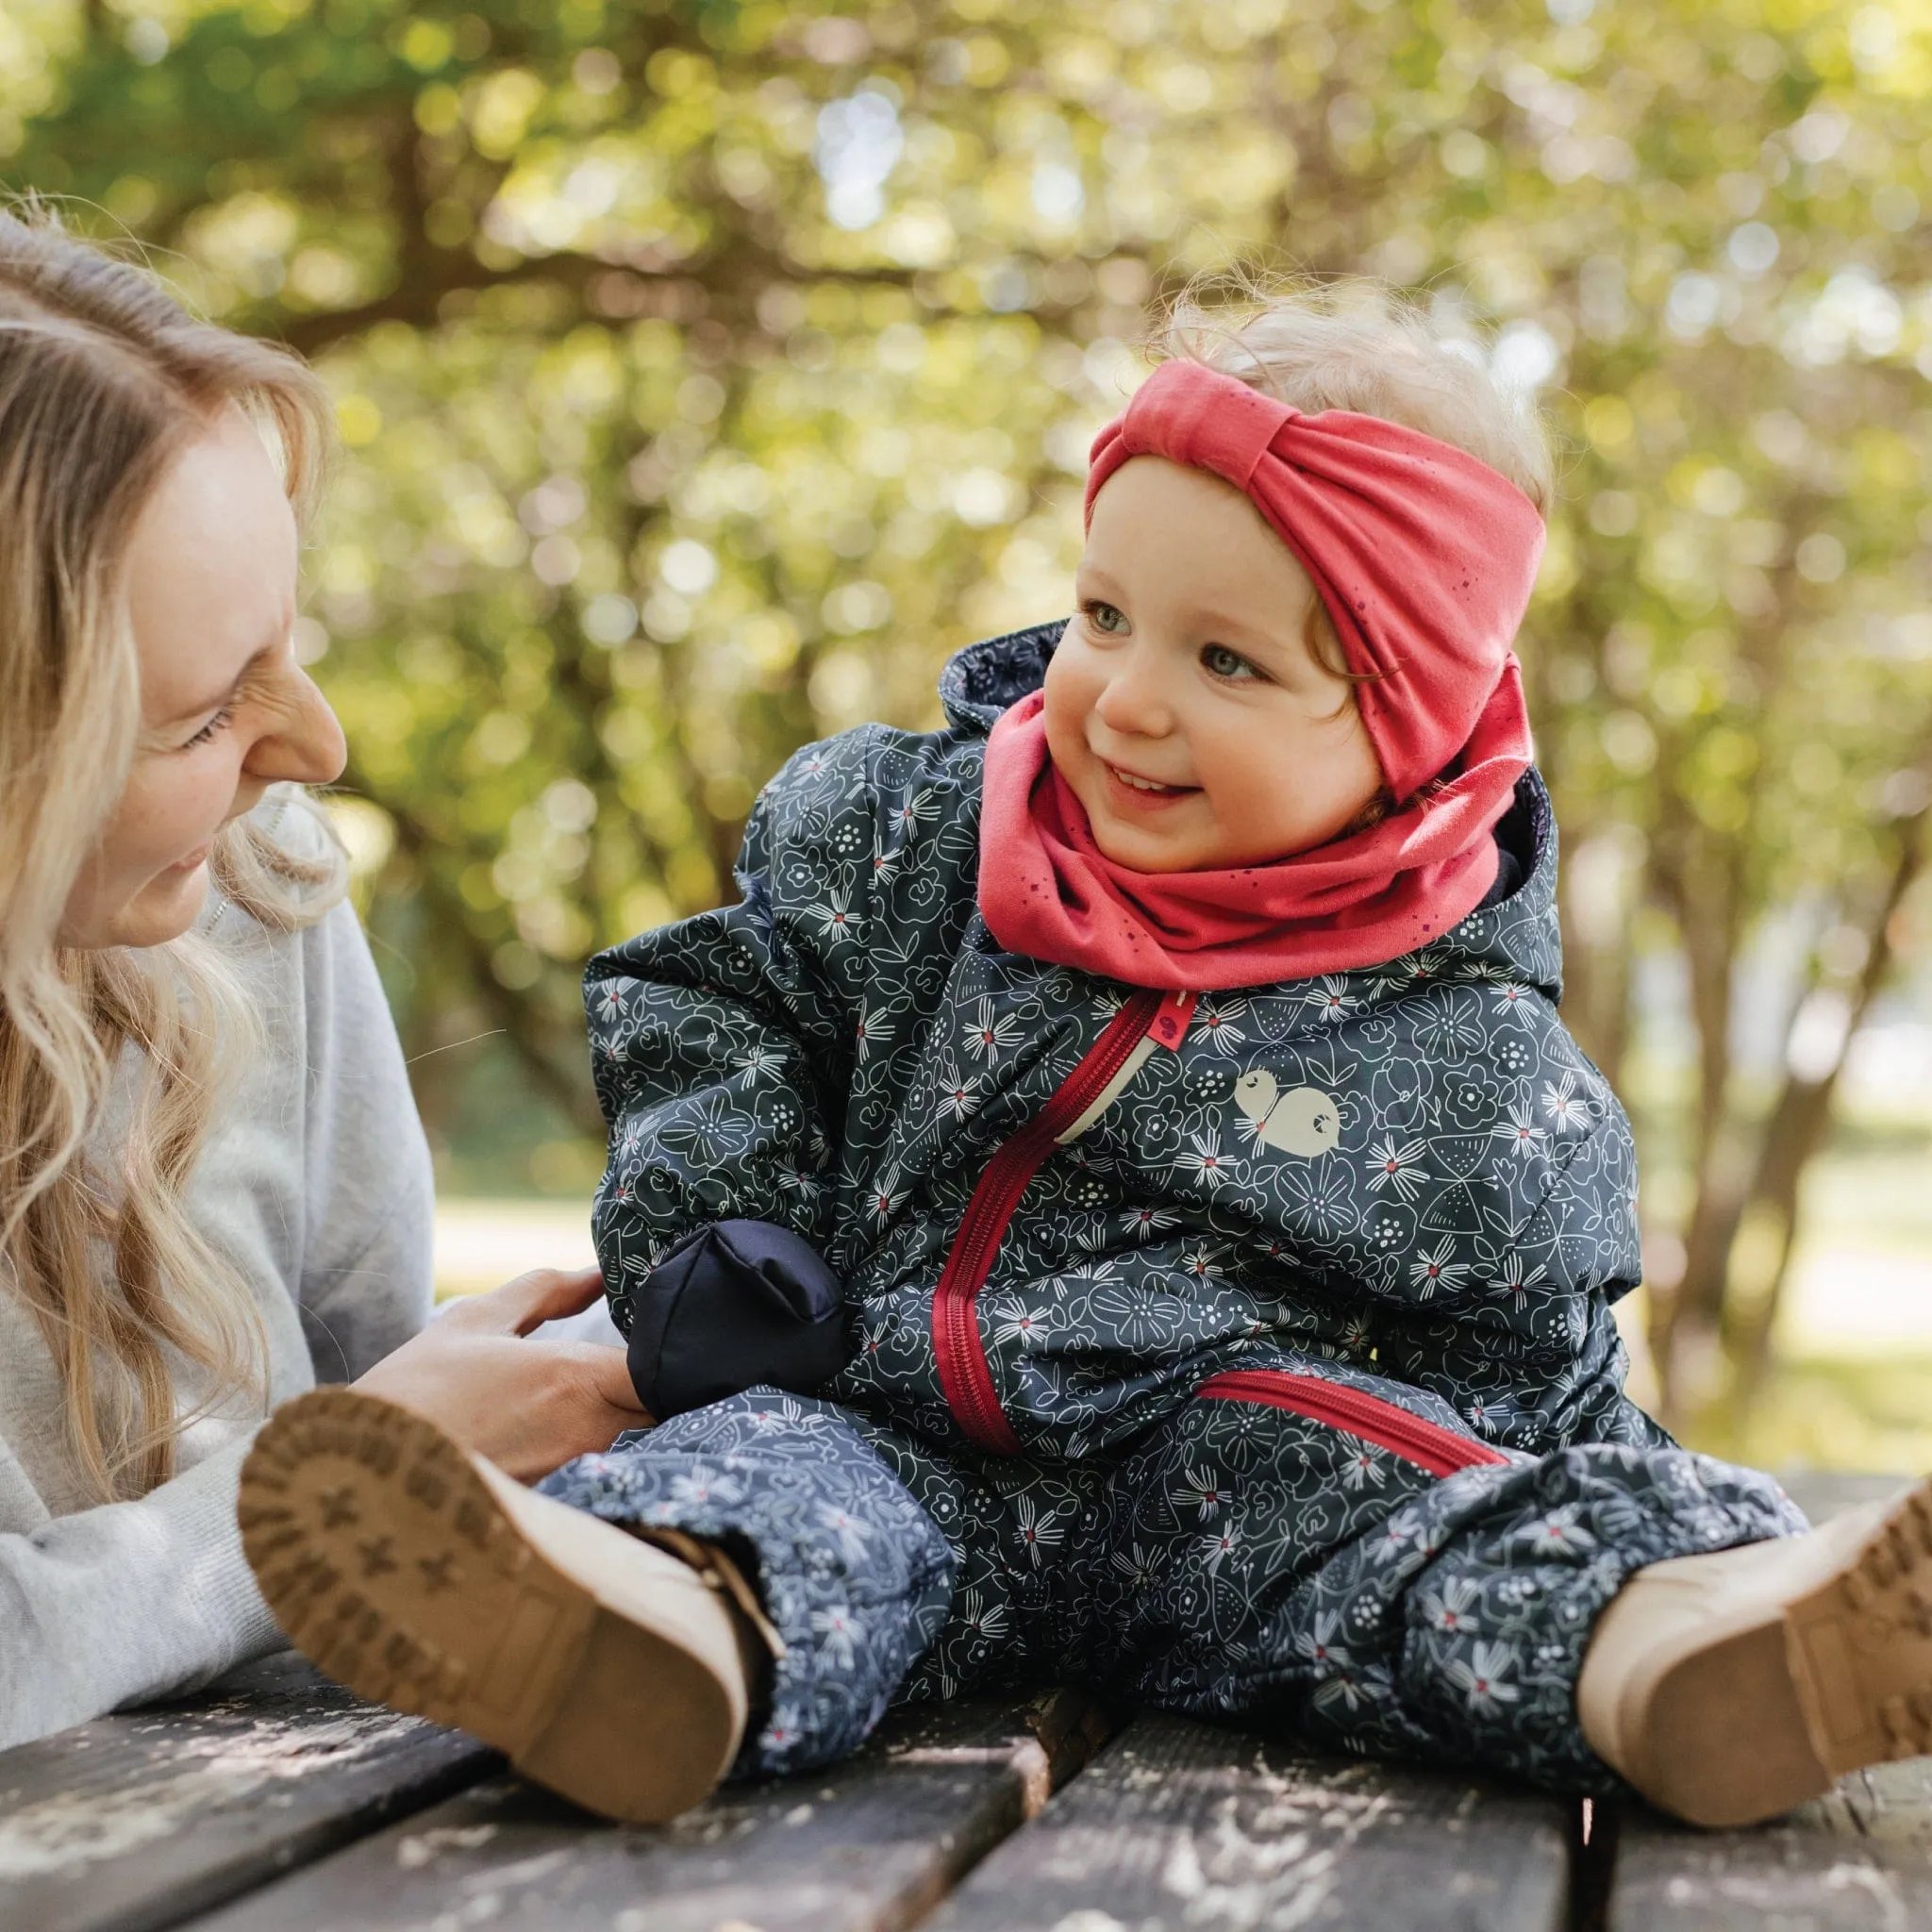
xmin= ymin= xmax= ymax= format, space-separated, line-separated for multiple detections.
xmin=976 ymin=358 xmax=1545 ymax=991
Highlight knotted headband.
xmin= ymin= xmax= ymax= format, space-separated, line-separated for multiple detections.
xmin=1083 ymin=357 xmax=1546 ymax=802
xmin=976 ymin=358 xmax=1547 ymax=991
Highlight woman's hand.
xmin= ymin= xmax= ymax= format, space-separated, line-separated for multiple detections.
xmin=352 ymin=1267 xmax=649 ymax=1483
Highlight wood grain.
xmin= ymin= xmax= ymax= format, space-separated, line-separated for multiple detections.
xmin=922 ymin=1709 xmax=1573 ymax=1932
xmin=1606 ymin=1470 xmax=1932 ymax=1932
xmin=0 ymin=1651 xmax=497 ymax=1932
xmin=1607 ymin=1761 xmax=1932 ymax=1932
xmin=179 ymin=1689 xmax=1111 ymax=1932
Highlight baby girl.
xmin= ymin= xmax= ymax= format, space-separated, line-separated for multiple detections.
xmin=242 ymin=288 xmax=1932 ymax=1832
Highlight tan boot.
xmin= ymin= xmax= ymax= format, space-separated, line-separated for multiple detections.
xmin=239 ymin=1387 xmax=777 ymax=1824
xmin=1576 ymin=1477 xmax=1932 ymax=1827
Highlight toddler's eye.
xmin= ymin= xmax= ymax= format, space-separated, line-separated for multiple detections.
xmin=1084 ymin=600 xmax=1128 ymax=636
xmin=1202 ymin=643 xmax=1261 ymax=681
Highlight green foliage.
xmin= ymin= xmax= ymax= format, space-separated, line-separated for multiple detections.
xmin=5 ymin=0 xmax=1932 ymax=1416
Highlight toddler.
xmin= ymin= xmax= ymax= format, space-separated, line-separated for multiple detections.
xmin=242 ymin=288 xmax=1932 ymax=1831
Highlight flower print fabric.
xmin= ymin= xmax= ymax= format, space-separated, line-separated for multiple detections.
xmin=553 ymin=622 xmax=1803 ymax=1797
xmin=587 ymin=621 xmax=1640 ymax=1463
xmin=540 ymin=1361 xmax=1800 ymax=1794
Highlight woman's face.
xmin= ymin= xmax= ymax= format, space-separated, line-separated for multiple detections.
xmin=1043 ymin=455 xmax=1385 ymax=874
xmin=58 ymin=408 xmax=347 ymax=951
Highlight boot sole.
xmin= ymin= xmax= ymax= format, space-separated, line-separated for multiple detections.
xmin=238 ymin=1388 xmax=742 ymax=1824
xmin=1788 ymin=1479 xmax=1932 ymax=1778
xmin=1631 ymin=1478 xmax=1932 ymax=1827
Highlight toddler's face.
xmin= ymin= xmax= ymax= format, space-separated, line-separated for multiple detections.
xmin=1043 ymin=456 xmax=1384 ymax=874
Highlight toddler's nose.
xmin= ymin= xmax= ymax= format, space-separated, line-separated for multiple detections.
xmin=1093 ymin=650 xmax=1174 ymax=738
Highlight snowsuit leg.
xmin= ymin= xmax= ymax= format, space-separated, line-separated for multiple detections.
xmin=840 ymin=1417 xmax=1107 ymax=1707
xmin=538 ymin=1391 xmax=957 ymax=1777
xmin=539 ymin=1358 xmax=1804 ymax=1799
xmin=1071 ymin=1349 xmax=1806 ymax=1793
xmin=539 ymin=1389 xmax=1111 ymax=1773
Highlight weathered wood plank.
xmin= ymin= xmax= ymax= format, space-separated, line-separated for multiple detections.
xmin=180 ymin=1689 xmax=1111 ymax=1932
xmin=1607 ymin=1764 xmax=1932 ymax=1932
xmin=1607 ymin=1471 xmax=1932 ymax=1932
xmin=0 ymin=1651 xmax=498 ymax=1932
xmin=923 ymin=1709 xmax=1573 ymax=1932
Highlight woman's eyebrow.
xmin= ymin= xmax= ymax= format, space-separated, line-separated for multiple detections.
xmin=160 ymin=639 xmax=278 ymax=724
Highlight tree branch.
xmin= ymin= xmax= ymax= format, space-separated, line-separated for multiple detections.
xmin=275 ymin=250 xmax=601 ymax=358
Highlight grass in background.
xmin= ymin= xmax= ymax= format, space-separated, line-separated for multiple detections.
xmin=1689 ymin=1357 xmax=1932 ymax=1476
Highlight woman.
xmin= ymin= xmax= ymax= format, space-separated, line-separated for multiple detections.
xmin=0 ymin=210 xmax=644 ymax=1750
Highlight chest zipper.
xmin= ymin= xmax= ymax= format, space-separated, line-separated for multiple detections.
xmin=931 ymin=989 xmax=1195 ymax=1455
xmin=1195 ymin=1369 xmax=1509 ymax=1477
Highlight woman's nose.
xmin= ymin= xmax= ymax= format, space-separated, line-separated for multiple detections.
xmin=246 ymin=668 xmax=348 ymax=787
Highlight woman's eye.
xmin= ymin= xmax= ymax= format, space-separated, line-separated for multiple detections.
xmin=182 ymin=703 xmax=237 ymax=750
xmin=1084 ymin=600 xmax=1128 ymax=636
xmin=1202 ymin=643 xmax=1260 ymax=681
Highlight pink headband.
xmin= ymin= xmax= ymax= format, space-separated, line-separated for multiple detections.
xmin=1084 ymin=358 xmax=1546 ymax=801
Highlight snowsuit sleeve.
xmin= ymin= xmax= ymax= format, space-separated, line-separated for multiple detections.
xmin=1366 ymin=1039 xmax=1670 ymax=1456
xmin=585 ymin=735 xmax=879 ymax=1326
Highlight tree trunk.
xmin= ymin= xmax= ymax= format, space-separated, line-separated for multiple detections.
xmin=1645 ymin=802 xmax=1749 ymax=1422
xmin=1725 ymin=796 xmax=1931 ymax=1392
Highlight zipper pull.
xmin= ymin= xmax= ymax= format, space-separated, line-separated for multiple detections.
xmin=1148 ymin=990 xmax=1196 ymax=1053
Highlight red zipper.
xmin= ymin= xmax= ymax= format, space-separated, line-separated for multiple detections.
xmin=1196 ymin=1369 xmax=1508 ymax=1477
xmin=931 ymin=990 xmax=1191 ymax=1454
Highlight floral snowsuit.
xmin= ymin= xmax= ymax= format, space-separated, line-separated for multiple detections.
xmin=541 ymin=625 xmax=1800 ymax=1796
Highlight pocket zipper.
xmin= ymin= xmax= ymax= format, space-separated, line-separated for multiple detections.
xmin=1196 ymin=1368 xmax=1508 ymax=1477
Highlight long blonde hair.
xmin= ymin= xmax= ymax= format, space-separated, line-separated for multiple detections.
xmin=0 ymin=209 xmax=346 ymax=1500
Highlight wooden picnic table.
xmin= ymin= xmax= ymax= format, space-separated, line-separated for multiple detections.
xmin=1 ymin=1472 xmax=1920 ymax=1932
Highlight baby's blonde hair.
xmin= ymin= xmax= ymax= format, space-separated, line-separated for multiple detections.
xmin=1153 ymin=275 xmax=1554 ymax=516
xmin=1149 ymin=275 xmax=1551 ymax=828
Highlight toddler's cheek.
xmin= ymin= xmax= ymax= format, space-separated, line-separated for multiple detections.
xmin=1041 ymin=652 xmax=1095 ymax=769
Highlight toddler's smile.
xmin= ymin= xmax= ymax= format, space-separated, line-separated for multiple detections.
xmin=1102 ymin=759 xmax=1194 ymax=801
xmin=1042 ymin=454 xmax=1385 ymax=875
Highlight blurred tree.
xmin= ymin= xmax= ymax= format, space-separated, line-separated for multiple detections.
xmin=4 ymin=0 xmax=1930 ymax=1426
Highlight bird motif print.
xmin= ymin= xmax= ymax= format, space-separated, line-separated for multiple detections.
xmin=1234 ymin=1068 xmax=1341 ymax=1158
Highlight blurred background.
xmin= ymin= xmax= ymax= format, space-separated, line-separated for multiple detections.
xmin=5 ymin=0 xmax=1929 ymax=1467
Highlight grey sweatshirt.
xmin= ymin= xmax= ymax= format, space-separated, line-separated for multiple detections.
xmin=0 ymin=810 xmax=434 ymax=1747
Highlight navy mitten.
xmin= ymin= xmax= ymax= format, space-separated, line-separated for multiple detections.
xmin=624 ymin=1219 xmax=852 ymax=1419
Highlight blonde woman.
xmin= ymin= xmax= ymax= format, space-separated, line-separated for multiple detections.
xmin=0 ymin=212 xmax=644 ymax=1749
